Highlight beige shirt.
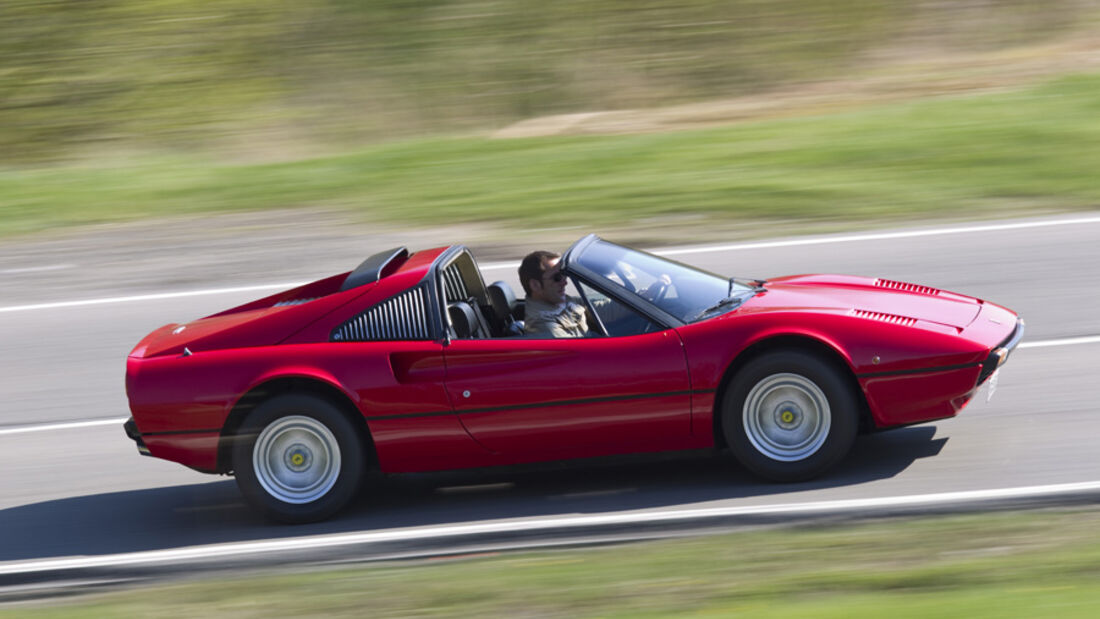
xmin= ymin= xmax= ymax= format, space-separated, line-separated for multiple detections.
xmin=523 ymin=296 xmax=589 ymax=338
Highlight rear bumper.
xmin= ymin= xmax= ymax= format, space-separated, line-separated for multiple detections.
xmin=123 ymin=417 xmax=150 ymax=456
xmin=124 ymin=417 xmax=220 ymax=472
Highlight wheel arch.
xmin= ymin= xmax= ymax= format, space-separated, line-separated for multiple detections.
xmin=712 ymin=334 xmax=872 ymax=449
xmin=217 ymin=376 xmax=376 ymax=474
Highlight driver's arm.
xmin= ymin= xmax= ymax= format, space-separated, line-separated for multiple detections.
xmin=638 ymin=274 xmax=672 ymax=302
xmin=589 ymin=296 xmax=634 ymax=327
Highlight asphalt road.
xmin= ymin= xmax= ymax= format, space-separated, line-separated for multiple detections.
xmin=1 ymin=214 xmax=1098 ymax=578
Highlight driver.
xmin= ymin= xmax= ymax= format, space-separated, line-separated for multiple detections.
xmin=519 ymin=250 xmax=670 ymax=338
xmin=519 ymin=251 xmax=589 ymax=338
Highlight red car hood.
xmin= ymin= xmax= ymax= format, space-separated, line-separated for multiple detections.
xmin=753 ymin=274 xmax=983 ymax=329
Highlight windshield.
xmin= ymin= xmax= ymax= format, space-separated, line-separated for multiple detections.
xmin=573 ymin=239 xmax=754 ymax=323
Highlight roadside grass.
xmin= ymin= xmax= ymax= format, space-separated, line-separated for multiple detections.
xmin=7 ymin=1 xmax=1088 ymax=162
xmin=8 ymin=508 xmax=1100 ymax=617
xmin=3 ymin=71 xmax=1100 ymax=239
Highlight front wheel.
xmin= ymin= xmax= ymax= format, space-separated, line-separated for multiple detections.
xmin=233 ymin=394 xmax=365 ymax=523
xmin=722 ymin=350 xmax=858 ymax=482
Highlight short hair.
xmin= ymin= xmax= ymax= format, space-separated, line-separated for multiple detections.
xmin=519 ymin=250 xmax=560 ymax=296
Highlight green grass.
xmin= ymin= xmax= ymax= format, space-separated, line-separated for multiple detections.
xmin=3 ymin=72 xmax=1100 ymax=238
xmin=10 ymin=508 xmax=1100 ymax=617
xmin=12 ymin=1 xmax=1085 ymax=162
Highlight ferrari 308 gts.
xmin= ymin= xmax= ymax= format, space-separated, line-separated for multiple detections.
xmin=124 ymin=234 xmax=1023 ymax=522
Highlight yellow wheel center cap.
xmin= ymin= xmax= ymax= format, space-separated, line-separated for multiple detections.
xmin=291 ymin=453 xmax=305 ymax=467
xmin=781 ymin=410 xmax=795 ymax=424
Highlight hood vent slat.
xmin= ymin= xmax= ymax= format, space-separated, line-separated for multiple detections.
xmin=850 ymin=309 xmax=918 ymax=327
xmin=874 ymin=278 xmax=941 ymax=296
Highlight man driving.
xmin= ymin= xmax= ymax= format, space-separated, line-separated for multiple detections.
xmin=519 ymin=250 xmax=671 ymax=338
xmin=519 ymin=251 xmax=590 ymax=338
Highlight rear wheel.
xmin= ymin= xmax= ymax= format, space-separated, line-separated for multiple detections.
xmin=233 ymin=394 xmax=365 ymax=523
xmin=722 ymin=350 xmax=858 ymax=482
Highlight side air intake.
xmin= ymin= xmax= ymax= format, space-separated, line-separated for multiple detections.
xmin=874 ymin=279 xmax=941 ymax=296
xmin=331 ymin=286 xmax=431 ymax=341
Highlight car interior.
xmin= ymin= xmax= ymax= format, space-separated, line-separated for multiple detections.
xmin=440 ymin=248 xmax=634 ymax=340
xmin=440 ymin=250 xmax=526 ymax=339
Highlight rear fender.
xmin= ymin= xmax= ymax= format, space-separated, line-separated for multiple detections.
xmin=217 ymin=369 xmax=367 ymax=473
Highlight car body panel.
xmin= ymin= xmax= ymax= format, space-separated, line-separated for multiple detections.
xmin=860 ymin=365 xmax=983 ymax=426
xmin=442 ymin=330 xmax=698 ymax=460
xmin=763 ymin=274 xmax=982 ymax=330
xmin=142 ymin=431 xmax=221 ymax=473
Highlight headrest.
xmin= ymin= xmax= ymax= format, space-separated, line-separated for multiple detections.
xmin=447 ymin=301 xmax=477 ymax=339
xmin=487 ymin=280 xmax=518 ymax=319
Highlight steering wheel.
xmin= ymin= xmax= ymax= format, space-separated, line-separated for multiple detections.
xmin=642 ymin=273 xmax=673 ymax=304
xmin=650 ymin=280 xmax=669 ymax=303
xmin=611 ymin=264 xmax=636 ymax=293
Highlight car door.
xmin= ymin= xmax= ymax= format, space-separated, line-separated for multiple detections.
xmin=442 ymin=328 xmax=693 ymax=463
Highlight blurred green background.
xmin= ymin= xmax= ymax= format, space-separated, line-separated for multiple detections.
xmin=2 ymin=0 xmax=1098 ymax=236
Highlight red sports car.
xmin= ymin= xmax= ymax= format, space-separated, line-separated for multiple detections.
xmin=125 ymin=235 xmax=1023 ymax=522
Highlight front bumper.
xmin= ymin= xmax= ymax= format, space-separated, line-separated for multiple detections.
xmin=977 ymin=317 xmax=1025 ymax=385
xmin=123 ymin=417 xmax=151 ymax=456
xmin=860 ymin=315 xmax=1024 ymax=427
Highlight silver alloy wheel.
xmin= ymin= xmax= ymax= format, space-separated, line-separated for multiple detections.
xmin=742 ymin=373 xmax=831 ymax=462
xmin=252 ymin=415 xmax=342 ymax=504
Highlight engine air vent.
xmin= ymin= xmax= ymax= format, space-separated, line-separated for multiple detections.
xmin=332 ymin=285 xmax=431 ymax=341
xmin=850 ymin=309 xmax=917 ymax=327
xmin=874 ymin=279 xmax=941 ymax=296
xmin=273 ymin=297 xmax=318 ymax=307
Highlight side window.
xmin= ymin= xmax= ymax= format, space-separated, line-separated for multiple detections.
xmin=577 ymin=281 xmax=662 ymax=337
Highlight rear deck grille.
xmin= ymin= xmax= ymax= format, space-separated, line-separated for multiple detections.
xmin=332 ymin=286 xmax=431 ymax=341
xmin=874 ymin=279 xmax=940 ymax=296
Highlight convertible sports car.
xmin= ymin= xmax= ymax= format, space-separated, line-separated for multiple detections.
xmin=125 ymin=234 xmax=1023 ymax=522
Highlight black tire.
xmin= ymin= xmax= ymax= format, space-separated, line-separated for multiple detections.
xmin=233 ymin=394 xmax=365 ymax=523
xmin=721 ymin=350 xmax=858 ymax=482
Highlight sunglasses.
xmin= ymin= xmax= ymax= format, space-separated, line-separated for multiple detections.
xmin=543 ymin=271 xmax=567 ymax=283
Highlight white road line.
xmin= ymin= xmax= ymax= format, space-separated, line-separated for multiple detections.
xmin=1018 ymin=335 xmax=1100 ymax=349
xmin=0 ymin=282 xmax=307 ymax=314
xmin=2 ymin=335 xmax=1096 ymax=438
xmin=0 ymin=264 xmax=74 ymax=275
xmin=3 ymin=480 xmax=1099 ymax=576
xmin=482 ymin=214 xmax=1100 ymax=269
xmin=0 ymin=418 xmax=129 ymax=437
xmin=478 ymin=261 xmax=516 ymax=272
xmin=653 ymin=214 xmax=1100 ymax=257
xmin=4 ymin=215 xmax=1100 ymax=310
